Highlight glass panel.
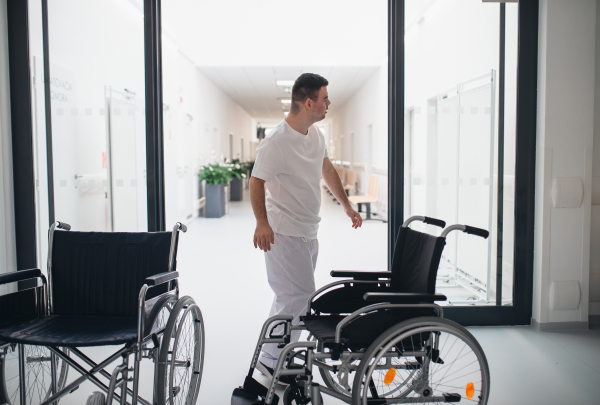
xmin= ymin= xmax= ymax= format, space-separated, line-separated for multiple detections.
xmin=405 ymin=0 xmax=518 ymax=306
xmin=30 ymin=0 xmax=147 ymax=245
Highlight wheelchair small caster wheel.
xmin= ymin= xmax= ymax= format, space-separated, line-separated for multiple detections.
xmin=85 ymin=391 xmax=106 ymax=405
xmin=282 ymin=383 xmax=324 ymax=404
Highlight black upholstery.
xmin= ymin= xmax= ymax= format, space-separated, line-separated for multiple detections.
xmin=0 ymin=289 xmax=39 ymax=328
xmin=310 ymin=284 xmax=391 ymax=314
xmin=51 ymin=230 xmax=173 ymax=317
xmin=302 ymin=308 xmax=437 ymax=350
xmin=390 ymin=227 xmax=446 ymax=294
xmin=0 ymin=316 xmax=138 ymax=347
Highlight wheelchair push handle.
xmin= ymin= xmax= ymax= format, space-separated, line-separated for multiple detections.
xmin=441 ymin=224 xmax=489 ymax=239
xmin=174 ymin=222 xmax=187 ymax=233
xmin=464 ymin=225 xmax=489 ymax=239
xmin=56 ymin=221 xmax=71 ymax=231
xmin=402 ymin=215 xmax=446 ymax=228
xmin=423 ymin=216 xmax=446 ymax=228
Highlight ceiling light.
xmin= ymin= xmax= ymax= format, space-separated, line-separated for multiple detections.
xmin=280 ymin=99 xmax=292 ymax=104
xmin=284 ymin=112 xmax=289 ymax=116
xmin=277 ymin=80 xmax=295 ymax=86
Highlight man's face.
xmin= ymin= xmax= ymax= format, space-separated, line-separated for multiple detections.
xmin=309 ymin=86 xmax=331 ymax=121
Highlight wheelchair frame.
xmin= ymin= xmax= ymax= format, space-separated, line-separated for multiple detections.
xmin=0 ymin=221 xmax=202 ymax=405
xmin=235 ymin=216 xmax=490 ymax=405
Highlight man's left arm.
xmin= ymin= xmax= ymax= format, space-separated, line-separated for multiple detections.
xmin=322 ymin=157 xmax=362 ymax=229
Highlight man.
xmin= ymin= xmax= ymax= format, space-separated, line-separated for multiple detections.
xmin=249 ymin=73 xmax=362 ymax=382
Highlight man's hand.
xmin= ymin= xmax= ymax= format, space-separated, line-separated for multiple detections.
xmin=250 ymin=176 xmax=274 ymax=252
xmin=345 ymin=206 xmax=363 ymax=229
xmin=254 ymin=221 xmax=275 ymax=252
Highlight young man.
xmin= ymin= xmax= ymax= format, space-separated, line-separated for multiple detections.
xmin=249 ymin=73 xmax=362 ymax=381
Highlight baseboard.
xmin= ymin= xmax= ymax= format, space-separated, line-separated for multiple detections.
xmin=589 ymin=315 xmax=600 ymax=325
xmin=531 ymin=318 xmax=589 ymax=331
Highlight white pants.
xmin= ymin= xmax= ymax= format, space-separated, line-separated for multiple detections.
xmin=259 ymin=233 xmax=319 ymax=368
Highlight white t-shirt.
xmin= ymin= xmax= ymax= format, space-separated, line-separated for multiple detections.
xmin=252 ymin=120 xmax=328 ymax=239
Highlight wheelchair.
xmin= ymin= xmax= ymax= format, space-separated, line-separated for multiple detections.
xmin=0 ymin=221 xmax=204 ymax=405
xmin=232 ymin=216 xmax=490 ymax=405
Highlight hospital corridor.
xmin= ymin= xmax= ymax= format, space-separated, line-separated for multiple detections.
xmin=0 ymin=0 xmax=599 ymax=404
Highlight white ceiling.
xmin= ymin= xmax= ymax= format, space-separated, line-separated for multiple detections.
xmin=158 ymin=0 xmax=387 ymax=121
xmin=161 ymin=0 xmax=387 ymax=67
xmin=199 ymin=65 xmax=379 ymax=122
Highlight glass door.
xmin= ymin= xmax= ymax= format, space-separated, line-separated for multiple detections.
xmin=29 ymin=0 xmax=148 ymax=268
xmin=404 ymin=0 xmax=518 ymax=307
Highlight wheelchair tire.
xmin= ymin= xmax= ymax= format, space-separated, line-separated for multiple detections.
xmin=351 ymin=317 xmax=490 ymax=405
xmin=0 ymin=344 xmax=69 ymax=405
xmin=85 ymin=391 xmax=106 ymax=405
xmin=155 ymin=296 xmax=205 ymax=405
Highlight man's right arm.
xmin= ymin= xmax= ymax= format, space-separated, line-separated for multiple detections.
xmin=250 ymin=176 xmax=275 ymax=252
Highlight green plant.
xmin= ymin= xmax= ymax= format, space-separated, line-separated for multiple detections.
xmin=229 ymin=159 xmax=247 ymax=180
xmin=198 ymin=164 xmax=232 ymax=185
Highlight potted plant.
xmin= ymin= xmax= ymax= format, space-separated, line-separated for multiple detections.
xmin=228 ymin=159 xmax=247 ymax=202
xmin=198 ymin=164 xmax=232 ymax=218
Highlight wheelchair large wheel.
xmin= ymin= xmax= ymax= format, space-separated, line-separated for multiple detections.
xmin=155 ymin=296 xmax=205 ymax=405
xmin=351 ymin=317 xmax=490 ymax=405
xmin=0 ymin=344 xmax=69 ymax=405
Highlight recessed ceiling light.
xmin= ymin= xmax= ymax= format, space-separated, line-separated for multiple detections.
xmin=277 ymin=80 xmax=295 ymax=86
xmin=280 ymin=99 xmax=292 ymax=104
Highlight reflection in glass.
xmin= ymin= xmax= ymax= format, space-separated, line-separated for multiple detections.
xmin=405 ymin=0 xmax=517 ymax=305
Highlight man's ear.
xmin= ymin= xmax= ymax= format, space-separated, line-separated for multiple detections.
xmin=304 ymin=97 xmax=313 ymax=111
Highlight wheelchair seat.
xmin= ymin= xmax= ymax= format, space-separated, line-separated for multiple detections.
xmin=0 ymin=230 xmax=173 ymax=347
xmin=302 ymin=217 xmax=447 ymax=350
xmin=0 ymin=315 xmax=138 ymax=347
xmin=303 ymin=308 xmax=438 ymax=350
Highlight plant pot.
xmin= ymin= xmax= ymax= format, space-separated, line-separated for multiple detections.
xmin=205 ymin=183 xmax=226 ymax=218
xmin=229 ymin=177 xmax=243 ymax=201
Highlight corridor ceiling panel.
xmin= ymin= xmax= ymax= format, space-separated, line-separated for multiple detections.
xmin=198 ymin=66 xmax=380 ymax=121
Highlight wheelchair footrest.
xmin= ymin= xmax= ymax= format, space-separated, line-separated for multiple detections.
xmin=442 ymin=393 xmax=461 ymax=402
xmin=231 ymin=377 xmax=280 ymax=405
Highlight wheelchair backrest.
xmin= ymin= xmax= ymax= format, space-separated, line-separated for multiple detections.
xmin=50 ymin=230 xmax=176 ymax=317
xmin=390 ymin=227 xmax=445 ymax=294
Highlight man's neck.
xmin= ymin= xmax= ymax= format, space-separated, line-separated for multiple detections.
xmin=285 ymin=113 xmax=313 ymax=136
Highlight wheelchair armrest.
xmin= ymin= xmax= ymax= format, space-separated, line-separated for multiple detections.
xmin=0 ymin=269 xmax=42 ymax=285
xmin=363 ymin=292 xmax=447 ymax=303
xmin=330 ymin=270 xmax=392 ymax=280
xmin=145 ymin=271 xmax=179 ymax=286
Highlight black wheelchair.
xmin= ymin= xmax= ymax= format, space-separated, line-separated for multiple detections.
xmin=232 ymin=216 xmax=490 ymax=405
xmin=0 ymin=221 xmax=204 ymax=405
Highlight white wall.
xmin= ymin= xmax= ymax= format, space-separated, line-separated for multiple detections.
xmin=0 ymin=0 xmax=17 ymax=286
xmin=533 ymin=0 xmax=596 ymax=327
xmin=161 ymin=37 xmax=257 ymax=226
xmin=327 ymin=60 xmax=389 ymax=218
xmin=590 ymin=0 xmax=600 ymax=320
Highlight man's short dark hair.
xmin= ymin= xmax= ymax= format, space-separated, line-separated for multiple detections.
xmin=290 ymin=73 xmax=328 ymax=113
